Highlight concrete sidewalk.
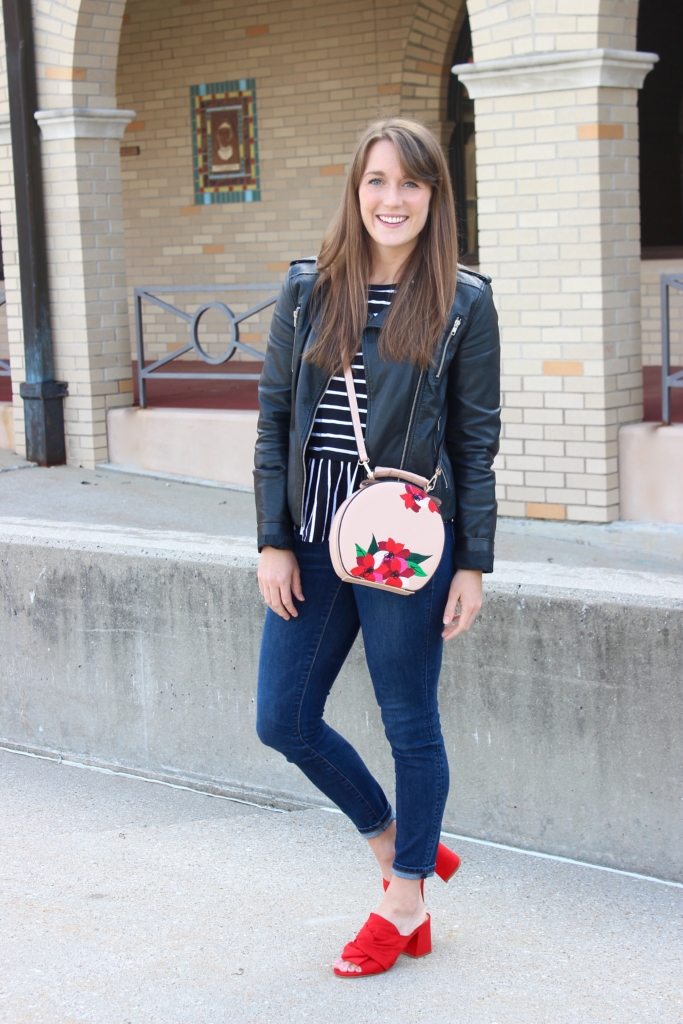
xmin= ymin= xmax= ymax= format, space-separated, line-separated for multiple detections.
xmin=1 ymin=453 xmax=682 ymax=573
xmin=0 ymin=747 xmax=680 ymax=1024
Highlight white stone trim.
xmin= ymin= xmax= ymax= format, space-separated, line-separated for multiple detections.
xmin=451 ymin=49 xmax=658 ymax=98
xmin=34 ymin=108 xmax=136 ymax=141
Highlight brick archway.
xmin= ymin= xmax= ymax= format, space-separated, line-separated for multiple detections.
xmin=400 ymin=0 xmax=468 ymax=145
xmin=0 ymin=0 xmax=132 ymax=466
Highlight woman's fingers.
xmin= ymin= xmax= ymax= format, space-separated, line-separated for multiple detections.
xmin=442 ymin=569 xmax=483 ymax=641
xmin=258 ymin=548 xmax=304 ymax=620
xmin=291 ymin=563 xmax=304 ymax=603
xmin=264 ymin=579 xmax=297 ymax=619
xmin=279 ymin=578 xmax=299 ymax=618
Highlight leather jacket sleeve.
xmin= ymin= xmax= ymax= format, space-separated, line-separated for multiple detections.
xmin=445 ymin=281 xmax=501 ymax=573
xmin=254 ymin=270 xmax=298 ymax=552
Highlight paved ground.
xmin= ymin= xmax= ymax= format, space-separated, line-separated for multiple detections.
xmin=0 ymin=748 xmax=681 ymax=1024
xmin=1 ymin=454 xmax=682 ymax=574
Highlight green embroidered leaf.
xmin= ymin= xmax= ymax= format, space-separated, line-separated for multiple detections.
xmin=408 ymin=563 xmax=428 ymax=577
xmin=368 ymin=535 xmax=379 ymax=556
xmin=407 ymin=552 xmax=431 ymax=564
xmin=355 ymin=544 xmax=367 ymax=558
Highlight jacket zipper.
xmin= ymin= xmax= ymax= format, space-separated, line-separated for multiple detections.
xmin=291 ymin=305 xmax=301 ymax=372
xmin=435 ymin=316 xmax=462 ymax=380
xmin=400 ymin=370 xmax=425 ymax=469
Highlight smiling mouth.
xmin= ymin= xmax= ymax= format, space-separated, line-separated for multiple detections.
xmin=377 ymin=215 xmax=408 ymax=224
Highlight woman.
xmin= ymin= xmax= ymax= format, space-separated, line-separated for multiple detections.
xmin=254 ymin=118 xmax=500 ymax=977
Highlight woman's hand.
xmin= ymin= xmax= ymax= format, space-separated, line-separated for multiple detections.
xmin=442 ymin=569 xmax=483 ymax=641
xmin=258 ymin=546 xmax=304 ymax=620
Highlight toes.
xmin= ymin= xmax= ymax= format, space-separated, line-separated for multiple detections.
xmin=334 ymin=959 xmax=361 ymax=973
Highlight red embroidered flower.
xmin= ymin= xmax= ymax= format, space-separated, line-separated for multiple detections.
xmin=378 ymin=537 xmax=411 ymax=559
xmin=350 ymin=553 xmax=384 ymax=582
xmin=379 ymin=555 xmax=416 ymax=587
xmin=400 ymin=484 xmax=426 ymax=512
xmin=427 ymin=498 xmax=440 ymax=514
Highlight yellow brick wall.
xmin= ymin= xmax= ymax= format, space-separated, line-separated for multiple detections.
xmin=115 ymin=0 xmax=464 ymax=360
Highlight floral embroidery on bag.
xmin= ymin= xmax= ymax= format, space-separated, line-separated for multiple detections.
xmin=400 ymin=484 xmax=440 ymax=515
xmin=350 ymin=535 xmax=432 ymax=588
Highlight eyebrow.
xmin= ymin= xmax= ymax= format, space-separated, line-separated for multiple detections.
xmin=363 ymin=169 xmax=414 ymax=178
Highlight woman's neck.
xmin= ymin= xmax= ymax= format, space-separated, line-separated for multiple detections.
xmin=367 ymin=243 xmax=414 ymax=285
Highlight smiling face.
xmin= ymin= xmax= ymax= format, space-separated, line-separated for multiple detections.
xmin=358 ymin=139 xmax=432 ymax=271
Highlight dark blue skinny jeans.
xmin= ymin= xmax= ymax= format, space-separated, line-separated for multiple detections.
xmin=256 ymin=526 xmax=454 ymax=879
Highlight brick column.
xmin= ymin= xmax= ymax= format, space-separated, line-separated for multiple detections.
xmin=28 ymin=107 xmax=135 ymax=467
xmin=0 ymin=113 xmax=23 ymax=452
xmin=454 ymin=49 xmax=656 ymax=522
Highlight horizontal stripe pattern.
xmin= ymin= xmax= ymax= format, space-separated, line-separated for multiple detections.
xmin=300 ymin=284 xmax=395 ymax=544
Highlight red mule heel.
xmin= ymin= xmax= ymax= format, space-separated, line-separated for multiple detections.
xmin=402 ymin=916 xmax=432 ymax=958
xmin=333 ymin=913 xmax=431 ymax=978
xmin=436 ymin=842 xmax=461 ymax=882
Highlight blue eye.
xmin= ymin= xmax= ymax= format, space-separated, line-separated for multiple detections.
xmin=403 ymin=181 xmax=419 ymax=188
xmin=368 ymin=177 xmax=383 ymax=185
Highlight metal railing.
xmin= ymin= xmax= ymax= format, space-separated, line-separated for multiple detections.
xmin=661 ymin=274 xmax=683 ymax=424
xmin=134 ymin=285 xmax=279 ymax=408
xmin=0 ymin=291 xmax=8 ymax=377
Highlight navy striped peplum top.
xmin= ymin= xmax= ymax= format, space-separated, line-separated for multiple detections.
xmin=300 ymin=284 xmax=396 ymax=543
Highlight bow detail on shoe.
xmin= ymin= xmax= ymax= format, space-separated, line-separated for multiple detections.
xmin=341 ymin=914 xmax=403 ymax=973
xmin=334 ymin=912 xmax=431 ymax=977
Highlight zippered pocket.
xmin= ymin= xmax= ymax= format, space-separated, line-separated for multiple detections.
xmin=435 ymin=316 xmax=462 ymax=380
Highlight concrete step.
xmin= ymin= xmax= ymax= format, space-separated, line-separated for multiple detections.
xmin=1 ymin=515 xmax=681 ymax=882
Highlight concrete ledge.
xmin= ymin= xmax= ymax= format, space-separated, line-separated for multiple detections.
xmin=0 ymin=403 xmax=15 ymax=450
xmin=1 ymin=516 xmax=681 ymax=881
xmin=107 ymin=407 xmax=258 ymax=488
xmin=619 ymin=422 xmax=683 ymax=523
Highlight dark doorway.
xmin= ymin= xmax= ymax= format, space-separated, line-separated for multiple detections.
xmin=448 ymin=13 xmax=478 ymax=263
xmin=638 ymin=0 xmax=683 ymax=256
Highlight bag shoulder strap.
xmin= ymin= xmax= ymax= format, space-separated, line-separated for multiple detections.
xmin=343 ymin=364 xmax=371 ymax=472
xmin=343 ymin=363 xmax=434 ymax=492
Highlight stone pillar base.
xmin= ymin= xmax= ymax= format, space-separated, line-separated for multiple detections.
xmin=619 ymin=423 xmax=683 ymax=522
xmin=106 ymin=407 xmax=258 ymax=489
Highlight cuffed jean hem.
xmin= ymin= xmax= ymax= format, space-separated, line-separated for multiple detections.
xmin=392 ymin=863 xmax=436 ymax=881
xmin=357 ymin=806 xmax=395 ymax=839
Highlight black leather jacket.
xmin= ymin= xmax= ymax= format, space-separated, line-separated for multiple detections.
xmin=254 ymin=259 xmax=501 ymax=572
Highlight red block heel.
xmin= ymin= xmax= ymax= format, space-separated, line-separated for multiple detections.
xmin=334 ymin=913 xmax=431 ymax=978
xmin=402 ymin=916 xmax=432 ymax=958
xmin=436 ymin=842 xmax=461 ymax=882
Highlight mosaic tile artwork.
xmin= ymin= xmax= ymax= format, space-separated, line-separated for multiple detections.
xmin=190 ymin=78 xmax=260 ymax=204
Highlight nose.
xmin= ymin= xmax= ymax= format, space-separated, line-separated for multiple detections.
xmin=384 ymin=184 xmax=403 ymax=208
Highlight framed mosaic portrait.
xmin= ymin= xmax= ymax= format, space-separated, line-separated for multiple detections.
xmin=190 ymin=78 xmax=260 ymax=204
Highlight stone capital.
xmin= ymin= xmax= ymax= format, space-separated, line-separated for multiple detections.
xmin=34 ymin=107 xmax=136 ymax=141
xmin=452 ymin=48 xmax=658 ymax=99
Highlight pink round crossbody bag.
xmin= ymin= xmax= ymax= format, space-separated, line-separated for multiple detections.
xmin=328 ymin=366 xmax=445 ymax=595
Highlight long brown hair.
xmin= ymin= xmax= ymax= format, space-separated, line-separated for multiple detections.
xmin=305 ymin=118 xmax=458 ymax=375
